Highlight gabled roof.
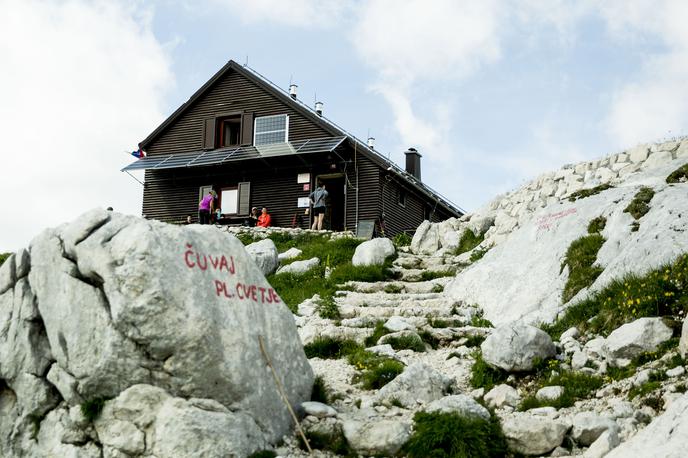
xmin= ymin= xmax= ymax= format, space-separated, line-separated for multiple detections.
xmin=138 ymin=60 xmax=464 ymax=216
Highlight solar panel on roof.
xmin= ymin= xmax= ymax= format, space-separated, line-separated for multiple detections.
xmin=121 ymin=156 xmax=168 ymax=171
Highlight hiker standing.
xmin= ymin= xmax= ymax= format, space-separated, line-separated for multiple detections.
xmin=198 ymin=190 xmax=216 ymax=225
xmin=309 ymin=182 xmax=328 ymax=230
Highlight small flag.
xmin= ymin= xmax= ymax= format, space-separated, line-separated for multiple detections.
xmin=131 ymin=148 xmax=146 ymax=159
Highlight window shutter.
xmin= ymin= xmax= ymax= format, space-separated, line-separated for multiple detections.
xmin=241 ymin=112 xmax=254 ymax=146
xmin=203 ymin=118 xmax=216 ymax=149
xmin=237 ymin=182 xmax=251 ymax=215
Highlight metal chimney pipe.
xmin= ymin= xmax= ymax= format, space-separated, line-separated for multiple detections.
xmin=315 ymin=101 xmax=323 ymax=116
xmin=404 ymin=147 xmax=422 ymax=180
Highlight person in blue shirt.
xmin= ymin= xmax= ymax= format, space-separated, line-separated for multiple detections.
xmin=309 ymin=182 xmax=328 ymax=230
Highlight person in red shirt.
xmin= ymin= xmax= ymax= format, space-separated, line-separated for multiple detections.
xmin=257 ymin=207 xmax=272 ymax=227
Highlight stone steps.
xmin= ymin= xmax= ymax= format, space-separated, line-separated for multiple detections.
xmin=342 ymin=277 xmax=452 ymax=294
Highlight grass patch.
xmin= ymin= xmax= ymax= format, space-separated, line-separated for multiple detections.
xmin=587 ymin=216 xmax=607 ymax=234
xmin=248 ymin=451 xmax=277 ymax=458
xmin=544 ymin=254 xmax=688 ymax=339
xmin=470 ymin=246 xmax=490 ymax=263
xmin=561 ymin=233 xmax=605 ymax=303
xmin=464 ymin=335 xmax=486 ymax=348
xmin=432 ymin=284 xmax=445 ymax=293
xmin=269 ymin=259 xmax=395 ymax=313
xmin=666 ymin=163 xmax=688 ymax=184
xmin=384 ymin=334 xmax=426 ymax=352
xmin=314 ymin=295 xmax=340 ymax=319
xmin=568 ymin=183 xmax=613 ymax=202
xmin=384 ymin=284 xmax=403 ymax=294
xmin=304 ymin=336 xmax=361 ymax=359
xmin=453 ymin=229 xmax=486 ymax=256
xmin=624 ymin=186 xmax=655 ymax=220
xmin=81 ymin=397 xmax=109 ymax=422
xmin=393 ymin=232 xmax=412 ymax=248
xmin=364 ymin=321 xmax=392 ymax=347
xmin=629 ymin=379 xmax=664 ymax=400
xmin=519 ymin=371 xmax=604 ymax=410
xmin=0 ymin=253 xmax=10 ymax=267
xmin=470 ymin=312 xmax=493 ymax=328
xmin=429 ymin=317 xmax=463 ymax=328
xmin=605 ymin=338 xmax=680 ymax=381
xmin=299 ymin=430 xmax=354 ymax=456
xmin=421 ymin=270 xmax=455 ymax=281
xmin=403 ymin=411 xmax=507 ymax=458
xmin=418 ymin=329 xmax=441 ymax=349
xmin=311 ymin=375 xmax=330 ymax=404
xmin=348 ymin=349 xmax=405 ymax=390
xmin=469 ymin=352 xmax=509 ymax=390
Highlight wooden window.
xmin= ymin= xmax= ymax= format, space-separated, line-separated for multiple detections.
xmin=202 ymin=112 xmax=254 ymax=149
xmin=237 ymin=182 xmax=251 ymax=216
xmin=217 ymin=115 xmax=242 ymax=148
xmin=220 ymin=187 xmax=238 ymax=215
xmin=398 ymin=189 xmax=407 ymax=207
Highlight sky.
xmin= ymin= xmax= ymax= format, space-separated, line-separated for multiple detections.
xmin=1 ymin=0 xmax=688 ymax=251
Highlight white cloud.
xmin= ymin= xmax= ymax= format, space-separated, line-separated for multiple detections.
xmin=210 ymin=0 xmax=350 ymax=28
xmin=598 ymin=0 xmax=688 ymax=147
xmin=0 ymin=0 xmax=173 ymax=251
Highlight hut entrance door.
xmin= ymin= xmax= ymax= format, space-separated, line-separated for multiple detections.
xmin=316 ymin=173 xmax=345 ymax=231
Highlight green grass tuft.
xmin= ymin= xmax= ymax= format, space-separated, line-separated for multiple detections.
xmin=624 ymin=186 xmax=655 ymax=220
xmin=666 ymin=163 xmax=688 ymax=184
xmin=384 ymin=284 xmax=404 ymax=294
xmin=364 ymin=321 xmax=392 ymax=347
xmin=453 ymin=229 xmax=486 ymax=257
xmin=311 ymin=375 xmax=330 ymax=404
xmin=0 ymin=252 xmax=10 ymax=267
xmin=519 ymin=371 xmax=604 ymax=410
xmin=469 ymin=352 xmax=509 ymax=390
xmin=561 ymin=233 xmax=605 ymax=303
xmin=568 ymin=183 xmax=613 ymax=202
xmin=470 ymin=246 xmax=490 ymax=263
xmin=404 ymin=411 xmax=507 ymax=458
xmin=384 ymin=334 xmax=426 ymax=352
xmin=587 ymin=216 xmax=607 ymax=234
xmin=421 ymin=270 xmax=455 ymax=281
xmin=470 ymin=313 xmax=494 ymax=328
xmin=544 ymin=254 xmax=688 ymax=339
xmin=304 ymin=336 xmax=361 ymax=359
xmin=393 ymin=232 xmax=413 ymax=248
xmin=81 ymin=397 xmax=109 ymax=422
xmin=348 ymin=349 xmax=405 ymax=390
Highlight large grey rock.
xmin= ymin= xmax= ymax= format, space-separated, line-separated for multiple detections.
xmin=245 ymin=238 xmax=279 ymax=275
xmin=276 ymin=257 xmax=320 ymax=274
xmin=352 ymin=238 xmax=395 ymax=266
xmin=301 ymin=401 xmax=337 ymax=418
xmin=481 ymin=323 xmax=556 ymax=372
xmin=277 ymin=247 xmax=302 ymax=262
xmin=342 ymin=418 xmax=411 ymax=456
xmin=604 ymin=317 xmax=673 ymax=363
xmin=606 ymin=393 xmax=688 ymax=458
xmin=502 ymin=414 xmax=569 ymax=455
xmin=484 ymin=384 xmax=521 ymax=409
xmin=583 ymin=429 xmax=620 ymax=458
xmin=423 ymin=394 xmax=490 ymax=421
xmin=572 ymin=412 xmax=619 ymax=446
xmin=536 ymin=385 xmax=564 ymax=401
xmin=383 ymin=316 xmax=415 ymax=332
xmin=375 ymin=363 xmax=452 ymax=408
xmin=680 ymin=318 xmax=688 ymax=359
xmin=410 ymin=220 xmax=439 ymax=255
xmin=1 ymin=209 xmax=312 ymax=455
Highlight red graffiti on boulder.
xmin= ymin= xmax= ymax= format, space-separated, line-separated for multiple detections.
xmin=184 ymin=243 xmax=281 ymax=304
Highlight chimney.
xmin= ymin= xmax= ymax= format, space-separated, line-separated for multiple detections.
xmin=289 ymin=84 xmax=298 ymax=99
xmin=404 ymin=147 xmax=422 ymax=180
xmin=367 ymin=137 xmax=375 ymax=149
xmin=314 ymin=101 xmax=323 ymax=116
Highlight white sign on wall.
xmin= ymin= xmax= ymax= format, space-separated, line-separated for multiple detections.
xmin=297 ymin=173 xmax=310 ymax=184
xmin=297 ymin=197 xmax=310 ymax=208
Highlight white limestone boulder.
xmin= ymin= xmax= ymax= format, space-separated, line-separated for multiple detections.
xmin=571 ymin=412 xmax=620 ymax=446
xmin=423 ymin=394 xmax=490 ymax=421
xmin=0 ymin=209 xmax=313 ymax=455
xmin=301 ymin=401 xmax=337 ymax=418
xmin=481 ymin=323 xmax=556 ymax=372
xmin=502 ymin=413 xmax=569 ymax=455
xmin=583 ymin=429 xmax=620 ymax=458
xmin=277 ymin=247 xmax=302 ymax=262
xmin=342 ymin=418 xmax=411 ymax=456
xmin=245 ymin=238 xmax=279 ymax=275
xmin=276 ymin=257 xmax=320 ymax=275
xmin=383 ymin=316 xmax=416 ymax=332
xmin=375 ymin=363 xmax=452 ymax=408
xmin=536 ymin=385 xmax=564 ymax=401
xmin=606 ymin=393 xmax=688 ymax=457
xmin=352 ymin=238 xmax=395 ymax=266
xmin=484 ymin=384 xmax=521 ymax=409
xmin=604 ymin=317 xmax=673 ymax=364
xmin=410 ymin=220 xmax=439 ymax=255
